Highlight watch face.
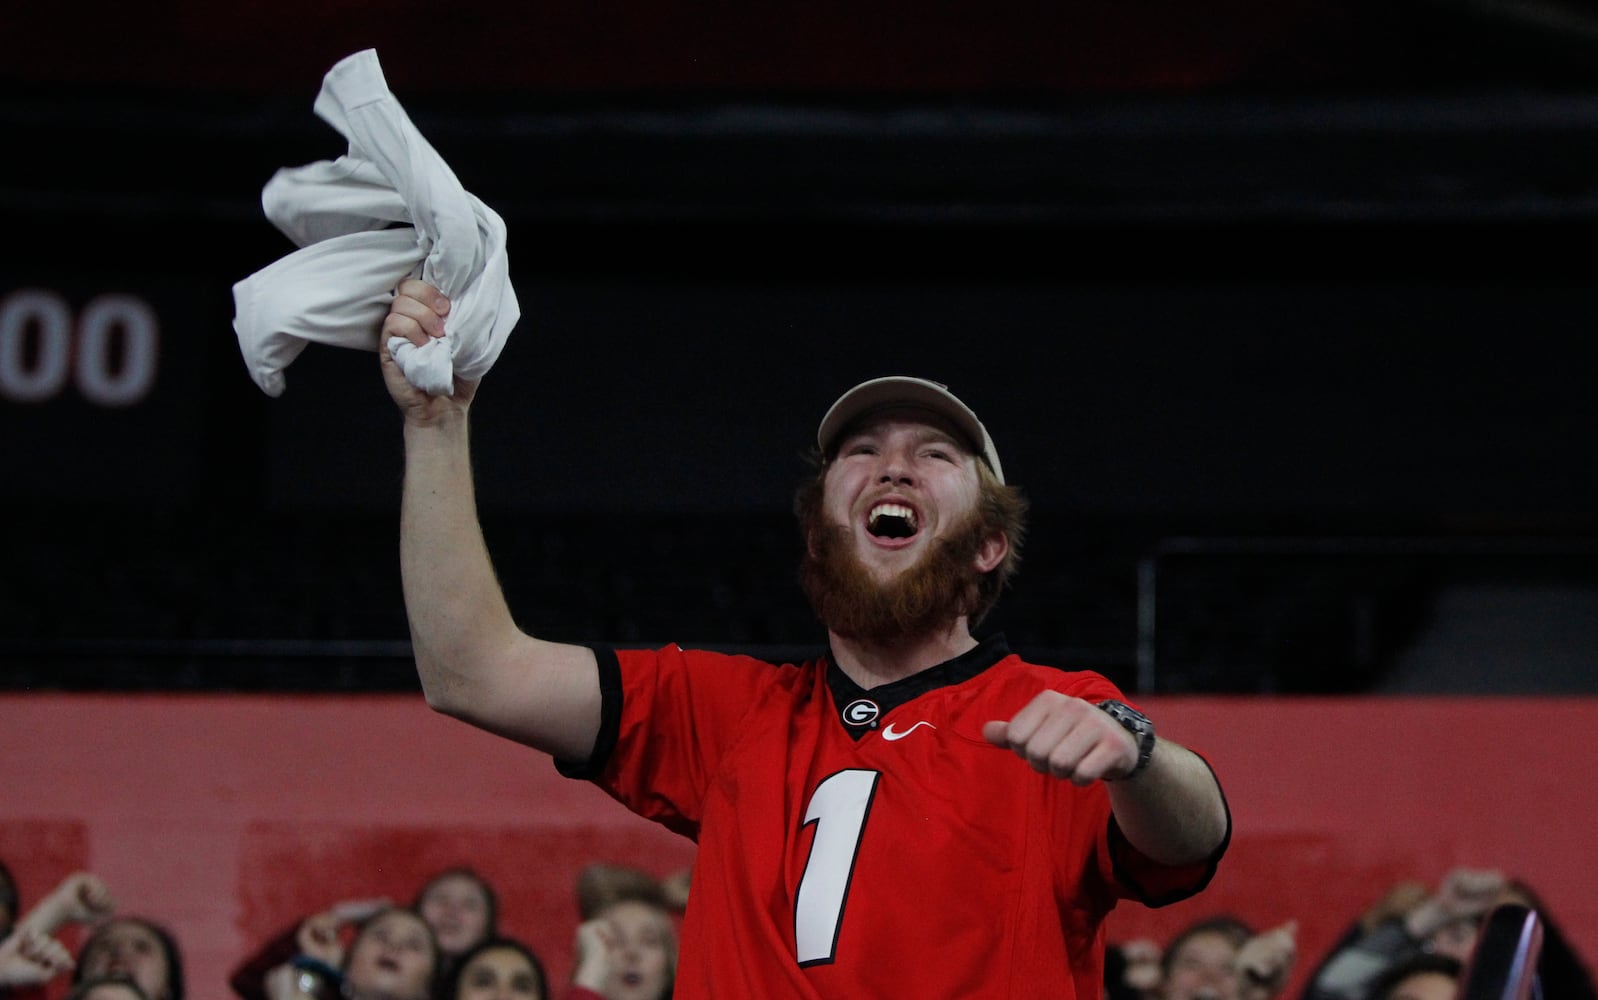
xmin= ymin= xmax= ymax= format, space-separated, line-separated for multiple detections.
xmin=1102 ymin=700 xmax=1150 ymax=729
xmin=1098 ymin=700 xmax=1155 ymax=778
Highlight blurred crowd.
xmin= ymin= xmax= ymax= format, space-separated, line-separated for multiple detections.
xmin=1106 ymin=867 xmax=1597 ymax=1000
xmin=0 ymin=859 xmax=688 ymax=1000
xmin=3 ymin=857 xmax=1592 ymax=1000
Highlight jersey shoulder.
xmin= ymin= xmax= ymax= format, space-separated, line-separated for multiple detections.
xmin=982 ymin=654 xmax=1127 ymax=702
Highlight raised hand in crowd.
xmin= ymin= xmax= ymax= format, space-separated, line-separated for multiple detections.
xmin=656 ymin=870 xmax=691 ymax=916
xmin=1301 ymin=866 xmax=1510 ymax=1000
xmin=569 ymin=910 xmax=674 ymax=1000
xmin=0 ymin=926 xmax=76 ymax=988
xmin=569 ymin=918 xmax=616 ymax=996
xmin=15 ymin=873 xmax=116 ymax=937
xmin=1117 ymin=937 xmax=1164 ymax=998
xmin=568 ymin=866 xmax=676 ymax=1000
xmin=230 ymin=867 xmax=499 ymax=1000
xmin=292 ymin=910 xmax=349 ymax=972
xmin=2 ymin=870 xmax=115 ymax=995
xmin=1110 ymin=915 xmax=1298 ymax=1000
xmin=1400 ymin=868 xmax=1506 ymax=957
xmin=264 ymin=906 xmax=438 ymax=1000
xmin=291 ymin=899 xmax=391 ymax=971
xmin=1236 ymin=921 xmax=1298 ymax=1000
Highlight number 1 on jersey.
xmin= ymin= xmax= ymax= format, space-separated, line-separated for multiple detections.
xmin=794 ymin=768 xmax=881 ymax=966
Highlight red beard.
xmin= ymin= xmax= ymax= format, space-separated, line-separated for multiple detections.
xmin=799 ymin=513 xmax=989 ymax=645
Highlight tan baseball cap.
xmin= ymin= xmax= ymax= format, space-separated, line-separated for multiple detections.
xmin=816 ymin=375 xmax=1004 ymax=484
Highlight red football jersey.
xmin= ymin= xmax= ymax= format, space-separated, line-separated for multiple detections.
xmin=558 ymin=634 xmax=1227 ymax=998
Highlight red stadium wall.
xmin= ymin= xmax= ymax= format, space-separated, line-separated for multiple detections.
xmin=2 ymin=694 xmax=1593 ymax=997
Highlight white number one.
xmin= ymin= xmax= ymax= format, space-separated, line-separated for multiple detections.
xmin=794 ymin=768 xmax=880 ymax=966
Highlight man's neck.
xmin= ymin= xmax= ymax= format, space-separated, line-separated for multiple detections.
xmin=829 ymin=619 xmax=979 ymax=689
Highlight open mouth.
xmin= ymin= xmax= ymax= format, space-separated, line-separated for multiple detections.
xmin=867 ymin=502 xmax=918 ymax=539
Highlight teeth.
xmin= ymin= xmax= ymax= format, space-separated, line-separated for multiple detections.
xmin=868 ymin=502 xmax=917 ymax=533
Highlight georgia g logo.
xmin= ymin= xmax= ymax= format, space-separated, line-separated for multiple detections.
xmin=842 ymin=699 xmax=880 ymax=727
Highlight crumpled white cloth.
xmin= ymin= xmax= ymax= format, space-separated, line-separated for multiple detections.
xmin=232 ymin=48 xmax=518 ymax=397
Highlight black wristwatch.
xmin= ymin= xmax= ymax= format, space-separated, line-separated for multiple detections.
xmin=1096 ymin=700 xmax=1156 ymax=780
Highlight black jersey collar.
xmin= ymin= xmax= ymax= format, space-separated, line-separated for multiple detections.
xmin=826 ymin=633 xmax=1011 ymax=740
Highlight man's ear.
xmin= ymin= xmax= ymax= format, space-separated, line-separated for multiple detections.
xmin=973 ymin=530 xmax=1008 ymax=574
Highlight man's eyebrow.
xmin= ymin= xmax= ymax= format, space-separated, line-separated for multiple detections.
xmin=913 ymin=426 xmax=971 ymax=449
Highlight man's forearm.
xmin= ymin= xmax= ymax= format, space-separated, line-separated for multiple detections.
xmin=1106 ymin=739 xmax=1228 ymax=865
xmin=399 ymin=412 xmax=519 ymax=713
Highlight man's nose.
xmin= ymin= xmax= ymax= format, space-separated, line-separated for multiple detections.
xmin=876 ymin=454 xmax=913 ymax=484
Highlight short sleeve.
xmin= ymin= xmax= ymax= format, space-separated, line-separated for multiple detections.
xmin=554 ymin=643 xmax=786 ymax=840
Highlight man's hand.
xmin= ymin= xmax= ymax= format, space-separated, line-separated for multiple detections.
xmin=988 ymin=692 xmax=1226 ymax=864
xmin=380 ymin=279 xmax=477 ymax=421
xmin=982 ymin=691 xmax=1139 ymax=784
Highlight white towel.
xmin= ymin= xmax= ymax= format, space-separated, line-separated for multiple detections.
xmin=232 ymin=48 xmax=518 ymax=397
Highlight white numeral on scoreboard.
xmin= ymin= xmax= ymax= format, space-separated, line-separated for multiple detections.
xmin=794 ymin=768 xmax=880 ymax=966
xmin=0 ymin=290 xmax=160 ymax=406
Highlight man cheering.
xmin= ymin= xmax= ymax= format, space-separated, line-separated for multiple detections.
xmin=380 ymin=278 xmax=1230 ymax=998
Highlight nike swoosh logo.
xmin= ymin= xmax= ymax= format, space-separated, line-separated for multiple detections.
xmin=881 ymin=721 xmax=936 ymax=741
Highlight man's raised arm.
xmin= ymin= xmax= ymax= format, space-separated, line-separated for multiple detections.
xmin=383 ymin=278 xmax=602 ymax=762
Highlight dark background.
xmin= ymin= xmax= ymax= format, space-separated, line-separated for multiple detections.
xmin=4 ymin=0 xmax=1596 ymax=694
